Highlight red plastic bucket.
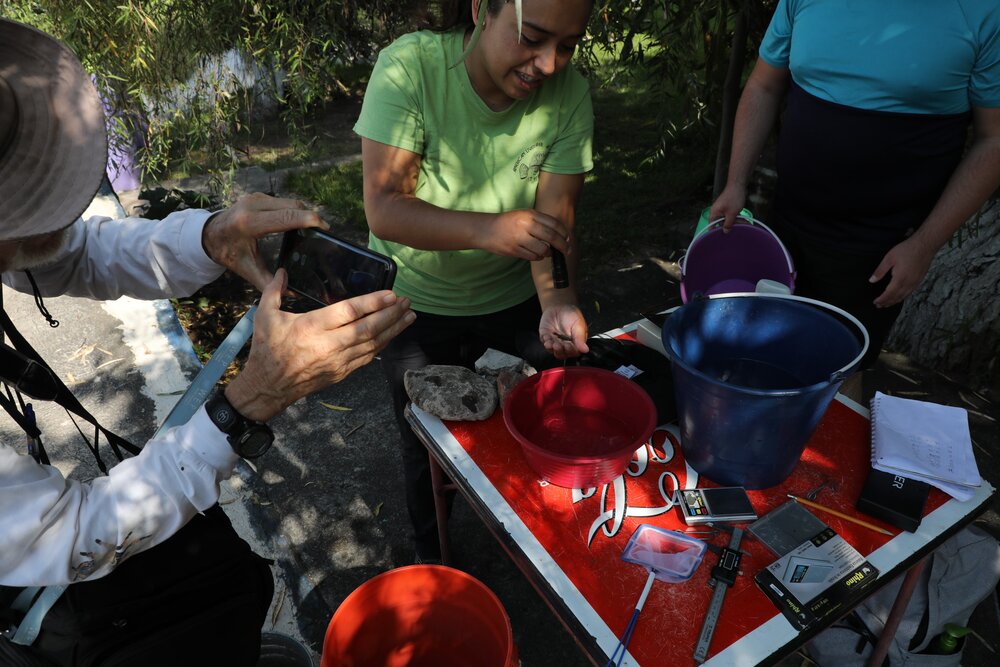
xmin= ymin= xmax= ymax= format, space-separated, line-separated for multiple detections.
xmin=321 ymin=565 xmax=518 ymax=667
xmin=503 ymin=366 xmax=656 ymax=488
xmin=680 ymin=216 xmax=796 ymax=303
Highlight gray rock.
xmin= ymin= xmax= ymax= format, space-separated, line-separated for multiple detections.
xmin=404 ymin=365 xmax=498 ymax=421
xmin=475 ymin=348 xmax=527 ymax=377
xmin=496 ymin=368 xmax=532 ymax=409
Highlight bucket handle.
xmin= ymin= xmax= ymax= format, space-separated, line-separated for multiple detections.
xmin=706 ymin=292 xmax=870 ymax=383
xmin=692 ymin=215 xmax=795 ymax=278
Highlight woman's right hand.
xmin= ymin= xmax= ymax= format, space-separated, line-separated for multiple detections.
xmin=479 ymin=209 xmax=570 ymax=260
xmin=539 ymin=304 xmax=589 ymax=359
xmin=709 ymin=183 xmax=748 ymax=232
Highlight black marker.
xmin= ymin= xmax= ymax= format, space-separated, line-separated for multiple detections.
xmin=551 ymin=249 xmax=568 ymax=289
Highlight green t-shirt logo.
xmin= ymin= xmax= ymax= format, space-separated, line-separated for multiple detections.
xmin=514 ymin=142 xmax=548 ymax=182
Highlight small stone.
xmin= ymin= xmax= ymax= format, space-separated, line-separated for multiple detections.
xmin=475 ymin=348 xmax=526 ymax=377
xmin=404 ymin=365 xmax=497 ymax=421
xmin=496 ymin=369 xmax=531 ymax=408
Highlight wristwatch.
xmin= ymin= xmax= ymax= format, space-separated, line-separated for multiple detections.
xmin=205 ymin=389 xmax=274 ymax=459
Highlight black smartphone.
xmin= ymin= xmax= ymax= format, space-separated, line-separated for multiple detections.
xmin=676 ymin=487 xmax=758 ymax=525
xmin=276 ymin=229 xmax=397 ymax=313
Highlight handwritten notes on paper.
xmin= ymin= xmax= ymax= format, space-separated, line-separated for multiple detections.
xmin=870 ymin=391 xmax=981 ymax=501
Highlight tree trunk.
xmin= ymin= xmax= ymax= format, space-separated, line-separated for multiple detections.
xmin=713 ymin=2 xmax=748 ymax=199
xmin=887 ymin=199 xmax=1000 ymax=391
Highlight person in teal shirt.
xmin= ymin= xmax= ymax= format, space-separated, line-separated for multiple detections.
xmin=711 ymin=0 xmax=1000 ymax=395
xmin=355 ymin=0 xmax=594 ymax=562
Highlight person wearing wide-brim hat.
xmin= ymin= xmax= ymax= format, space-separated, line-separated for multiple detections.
xmin=0 ymin=18 xmax=414 ymax=665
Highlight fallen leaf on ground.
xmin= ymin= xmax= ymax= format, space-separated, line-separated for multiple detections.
xmin=271 ymin=587 xmax=286 ymax=626
xmin=67 ymin=343 xmax=97 ymax=362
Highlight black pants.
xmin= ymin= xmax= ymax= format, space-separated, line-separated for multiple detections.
xmin=769 ymin=214 xmax=903 ymax=370
xmin=772 ymin=82 xmax=969 ymax=369
xmin=379 ymin=297 xmax=559 ymax=560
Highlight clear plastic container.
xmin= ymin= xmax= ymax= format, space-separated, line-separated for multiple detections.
xmin=621 ymin=525 xmax=708 ymax=583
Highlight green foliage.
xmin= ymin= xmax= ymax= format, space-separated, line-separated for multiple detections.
xmin=285 ymin=162 xmax=368 ymax=233
xmin=579 ymin=81 xmax=711 ymax=267
xmin=581 ymin=0 xmax=777 ymax=159
xmin=1 ymin=0 xmax=418 ymax=198
xmin=1 ymin=0 xmax=776 ymax=196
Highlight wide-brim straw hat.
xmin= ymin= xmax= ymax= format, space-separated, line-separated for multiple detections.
xmin=0 ymin=18 xmax=107 ymax=242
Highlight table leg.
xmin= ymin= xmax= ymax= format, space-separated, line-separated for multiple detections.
xmin=866 ymin=557 xmax=928 ymax=667
xmin=428 ymin=454 xmax=455 ymax=565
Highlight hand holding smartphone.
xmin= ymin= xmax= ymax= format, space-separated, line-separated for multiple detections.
xmin=276 ymin=229 xmax=397 ymax=313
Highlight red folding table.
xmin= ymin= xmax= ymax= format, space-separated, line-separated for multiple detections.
xmin=404 ymin=323 xmax=994 ymax=666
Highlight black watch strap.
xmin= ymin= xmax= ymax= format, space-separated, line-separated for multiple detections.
xmin=205 ymin=389 xmax=274 ymax=459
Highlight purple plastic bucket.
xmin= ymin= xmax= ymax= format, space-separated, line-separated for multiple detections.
xmin=680 ymin=217 xmax=796 ymax=303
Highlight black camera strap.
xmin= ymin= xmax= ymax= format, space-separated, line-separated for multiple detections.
xmin=0 ymin=291 xmax=141 ymax=473
xmin=0 ymin=283 xmax=150 ymax=648
xmin=0 ymin=385 xmax=49 ymax=465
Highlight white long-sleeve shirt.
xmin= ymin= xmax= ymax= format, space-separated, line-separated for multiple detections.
xmin=1 ymin=209 xmax=239 ymax=587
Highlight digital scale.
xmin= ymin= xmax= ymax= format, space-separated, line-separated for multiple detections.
xmin=677 ymin=487 xmax=758 ymax=525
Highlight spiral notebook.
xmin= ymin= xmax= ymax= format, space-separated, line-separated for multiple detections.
xmin=869 ymin=391 xmax=980 ymax=501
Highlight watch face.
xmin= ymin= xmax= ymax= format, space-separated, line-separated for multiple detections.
xmin=207 ymin=391 xmax=273 ymax=459
xmin=237 ymin=427 xmax=274 ymax=459
xmin=211 ymin=404 xmax=237 ymax=431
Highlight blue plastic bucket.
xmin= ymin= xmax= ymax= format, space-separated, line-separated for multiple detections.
xmin=661 ymin=294 xmax=868 ymax=489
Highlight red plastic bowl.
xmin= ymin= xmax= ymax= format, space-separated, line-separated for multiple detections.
xmin=503 ymin=367 xmax=656 ymax=488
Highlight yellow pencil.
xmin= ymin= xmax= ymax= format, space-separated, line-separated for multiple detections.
xmin=788 ymin=494 xmax=895 ymax=537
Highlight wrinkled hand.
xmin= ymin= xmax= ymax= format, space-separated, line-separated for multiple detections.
xmin=225 ymin=269 xmax=415 ymax=422
xmin=869 ymin=236 xmax=936 ymax=308
xmin=709 ymin=184 xmax=748 ymax=232
xmin=539 ymin=305 xmax=589 ymax=360
xmin=202 ymin=192 xmax=328 ymax=290
xmin=481 ymin=209 xmax=570 ymax=260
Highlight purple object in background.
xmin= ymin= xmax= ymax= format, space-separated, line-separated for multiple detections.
xmin=106 ymin=131 xmax=142 ymax=193
xmin=680 ymin=217 xmax=796 ymax=303
xmin=94 ymin=77 xmax=144 ymax=193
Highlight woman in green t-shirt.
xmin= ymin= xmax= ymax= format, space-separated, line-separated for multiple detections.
xmin=355 ymin=0 xmax=595 ymax=562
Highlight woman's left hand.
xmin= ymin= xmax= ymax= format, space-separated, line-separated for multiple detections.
xmin=869 ymin=236 xmax=936 ymax=308
xmin=539 ymin=305 xmax=590 ymax=359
